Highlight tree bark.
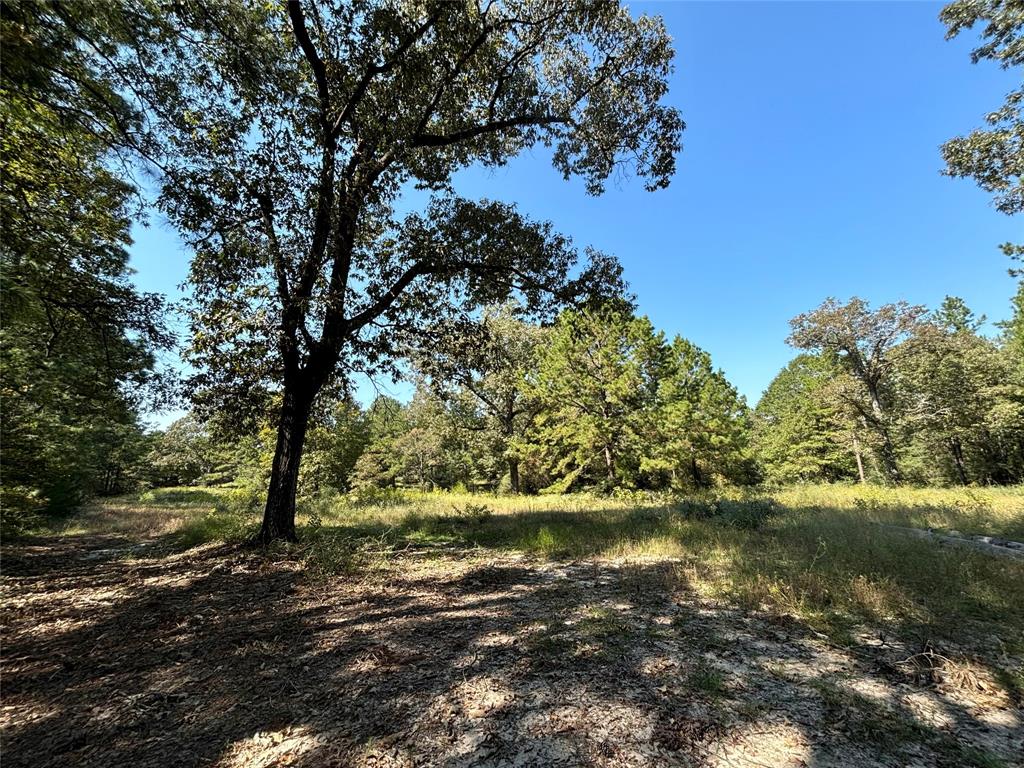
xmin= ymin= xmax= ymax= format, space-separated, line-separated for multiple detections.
xmin=949 ymin=436 xmax=968 ymax=486
xmin=508 ymin=457 xmax=520 ymax=494
xmin=257 ymin=380 xmax=314 ymax=544
xmin=852 ymin=433 xmax=866 ymax=484
xmin=876 ymin=431 xmax=902 ymax=485
xmin=866 ymin=387 xmax=902 ymax=485
xmin=690 ymin=456 xmax=703 ymax=488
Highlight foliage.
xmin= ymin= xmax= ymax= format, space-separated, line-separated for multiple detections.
xmin=98 ymin=0 xmax=685 ymax=539
xmin=788 ymin=298 xmax=927 ymax=484
xmin=526 ymin=305 xmax=753 ymax=491
xmin=940 ymin=0 xmax=1023 ymax=217
xmin=0 ymin=0 xmax=173 ymax=515
xmin=300 ymin=398 xmax=371 ymax=495
xmin=753 ymin=354 xmax=856 ymax=484
xmin=649 ymin=336 xmax=755 ymax=488
xmin=769 ymin=295 xmax=1024 ymax=487
xmin=147 ymin=416 xmax=216 ymax=487
xmin=895 ymin=313 xmax=1024 ymax=484
xmin=416 ymin=304 xmax=546 ymax=492
xmin=527 ymin=305 xmax=670 ymax=490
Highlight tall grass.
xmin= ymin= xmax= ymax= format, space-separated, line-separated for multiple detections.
xmin=65 ymin=483 xmax=1024 ymax=653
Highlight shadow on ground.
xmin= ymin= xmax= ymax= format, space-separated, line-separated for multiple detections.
xmin=1 ymin=527 xmax=1021 ymax=767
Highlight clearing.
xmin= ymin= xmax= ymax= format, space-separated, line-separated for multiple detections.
xmin=2 ymin=486 xmax=1022 ymax=767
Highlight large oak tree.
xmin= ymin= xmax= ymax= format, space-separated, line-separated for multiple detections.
xmin=787 ymin=298 xmax=926 ymax=485
xmin=127 ymin=1 xmax=683 ymax=541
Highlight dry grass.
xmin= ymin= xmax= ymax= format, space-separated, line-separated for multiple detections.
xmin=59 ymin=483 xmax=1024 ymax=656
xmin=7 ymin=483 xmax=1023 ymax=768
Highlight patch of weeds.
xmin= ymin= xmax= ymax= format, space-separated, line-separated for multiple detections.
xmin=687 ymin=662 xmax=726 ymax=697
xmin=303 ymin=532 xmax=359 ymax=577
xmin=618 ymin=562 xmax=679 ymax=605
xmin=956 ymin=747 xmax=1008 ymax=768
xmin=174 ymin=496 xmax=257 ymax=548
xmin=140 ymin=487 xmax=224 ymax=507
xmin=812 ymin=678 xmax=927 ymax=753
xmin=954 ymin=489 xmax=993 ymax=517
xmin=529 ymin=525 xmax=560 ymax=554
xmin=644 ymin=623 xmax=676 ymax=641
xmin=675 ymin=497 xmax=717 ymax=520
xmin=731 ymin=697 xmax=770 ymax=721
xmin=301 ymin=529 xmax=394 ymax=578
xmin=348 ymin=486 xmax=409 ymax=509
xmin=525 ymin=623 xmax=574 ymax=662
xmin=992 ymin=664 xmax=1024 ymax=708
xmin=712 ymin=498 xmax=780 ymax=530
xmin=578 ymin=605 xmax=630 ymax=641
xmin=450 ymin=502 xmax=493 ymax=526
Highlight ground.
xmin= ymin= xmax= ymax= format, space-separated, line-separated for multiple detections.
xmin=2 ymin=486 xmax=1022 ymax=767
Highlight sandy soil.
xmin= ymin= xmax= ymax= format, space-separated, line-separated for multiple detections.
xmin=2 ymin=534 xmax=1021 ymax=767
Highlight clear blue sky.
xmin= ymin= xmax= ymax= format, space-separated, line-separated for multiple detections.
xmin=129 ymin=1 xmax=1021 ymax=427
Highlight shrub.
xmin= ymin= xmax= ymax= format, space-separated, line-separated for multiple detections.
xmin=0 ymin=485 xmax=45 ymax=537
xmin=451 ymin=502 xmax=493 ymax=525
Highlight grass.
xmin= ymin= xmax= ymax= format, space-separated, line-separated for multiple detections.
xmin=17 ymin=482 xmax=1024 ymax=765
xmin=58 ymin=483 xmax=1024 ymax=655
xmin=811 ymin=678 xmax=1008 ymax=767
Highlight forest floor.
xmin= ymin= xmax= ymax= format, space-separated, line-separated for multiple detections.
xmin=2 ymin=486 xmax=1023 ymax=767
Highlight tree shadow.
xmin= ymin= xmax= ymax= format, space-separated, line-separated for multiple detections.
xmin=1 ymin=524 xmax=1019 ymax=767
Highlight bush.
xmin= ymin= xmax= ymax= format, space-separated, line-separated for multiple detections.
xmin=451 ymin=502 xmax=493 ymax=525
xmin=0 ymin=485 xmax=46 ymax=537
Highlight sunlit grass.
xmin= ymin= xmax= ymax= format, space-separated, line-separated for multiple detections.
xmin=65 ymin=483 xmax=1024 ymax=654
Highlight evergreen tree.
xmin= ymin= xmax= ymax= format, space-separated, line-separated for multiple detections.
xmin=648 ymin=337 xmax=754 ymax=488
xmin=528 ymin=306 xmax=667 ymax=490
xmin=753 ymin=354 xmax=856 ymax=484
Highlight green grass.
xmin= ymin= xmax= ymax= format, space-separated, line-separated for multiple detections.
xmin=60 ymin=483 xmax=1024 ymax=655
xmin=811 ymin=678 xmax=1008 ymax=767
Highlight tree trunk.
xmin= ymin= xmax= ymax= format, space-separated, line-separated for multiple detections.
xmin=852 ymin=434 xmax=866 ymax=484
xmin=866 ymin=388 xmax=902 ymax=485
xmin=691 ymin=456 xmax=703 ymax=488
xmin=604 ymin=443 xmax=615 ymax=481
xmin=949 ymin=436 xmax=968 ymax=485
xmin=876 ymin=432 xmax=902 ymax=485
xmin=257 ymin=381 xmax=314 ymax=544
xmin=508 ymin=457 xmax=520 ymax=494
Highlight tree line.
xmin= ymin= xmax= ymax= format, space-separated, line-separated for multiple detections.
xmin=1 ymin=0 xmax=1020 ymax=539
xmin=143 ymin=292 xmax=1024 ymax=503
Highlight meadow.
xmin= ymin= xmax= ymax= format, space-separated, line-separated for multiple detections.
xmin=7 ymin=484 xmax=1022 ymax=767
xmin=67 ymin=484 xmax=1024 ymax=643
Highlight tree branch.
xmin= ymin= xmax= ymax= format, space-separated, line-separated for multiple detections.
xmin=411 ymin=114 xmax=568 ymax=148
xmin=332 ymin=9 xmax=442 ymax=136
xmin=344 ymin=261 xmax=429 ymax=335
xmin=286 ymin=1 xmax=330 ymax=131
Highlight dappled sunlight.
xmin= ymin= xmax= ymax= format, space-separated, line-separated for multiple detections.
xmin=4 ymin=487 xmax=1023 ymax=766
xmin=219 ymin=725 xmax=319 ymax=768
xmin=703 ymin=720 xmax=811 ymax=768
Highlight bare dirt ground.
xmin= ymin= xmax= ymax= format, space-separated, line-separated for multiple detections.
xmin=2 ymin=533 xmax=1021 ymax=768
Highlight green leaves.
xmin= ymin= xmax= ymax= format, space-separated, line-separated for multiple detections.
xmin=527 ymin=306 xmax=751 ymax=491
xmin=939 ymin=0 xmax=1023 ymax=246
xmin=774 ymin=294 xmax=1024 ymax=486
xmin=1 ymin=0 xmax=174 ymax=512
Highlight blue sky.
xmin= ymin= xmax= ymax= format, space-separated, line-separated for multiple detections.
xmin=129 ymin=1 xmax=1021 ymax=427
